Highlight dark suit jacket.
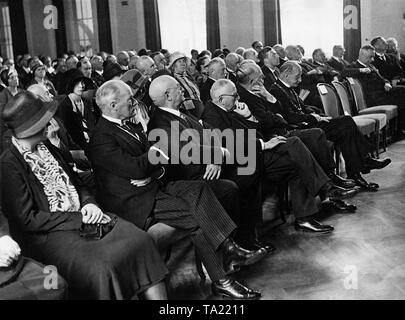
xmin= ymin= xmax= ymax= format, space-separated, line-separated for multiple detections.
xmin=0 ymin=141 xmax=94 ymax=241
xmin=56 ymin=96 xmax=97 ymax=153
xmin=88 ymin=117 xmax=163 ymax=229
xmin=372 ymin=53 xmax=403 ymax=81
xmin=270 ymin=80 xmax=318 ymax=126
xmin=148 ymin=108 xmax=223 ymax=181
xmin=0 ymin=206 xmax=9 ymax=238
xmin=341 ymin=61 xmax=389 ymax=106
xmin=262 ymin=66 xmax=278 ymax=92
xmin=16 ymin=66 xmax=32 ymax=90
xmin=91 ymin=71 xmax=105 ymax=88
xmin=327 ymin=57 xmax=350 ymax=72
xmin=200 ymin=77 xmax=215 ymax=105
xmin=236 ymin=84 xmax=289 ymax=138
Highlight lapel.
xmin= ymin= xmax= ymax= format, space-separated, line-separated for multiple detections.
xmin=276 ymin=80 xmax=303 ymax=112
xmin=98 ymin=117 xmax=149 ymax=154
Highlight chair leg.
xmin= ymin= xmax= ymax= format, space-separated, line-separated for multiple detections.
xmin=376 ymin=130 xmax=380 ymax=159
xmin=335 ymin=148 xmax=340 ymax=175
xmin=382 ymin=127 xmax=387 ymax=153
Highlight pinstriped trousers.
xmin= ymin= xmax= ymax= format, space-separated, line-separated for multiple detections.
xmin=153 ymin=180 xmax=236 ymax=282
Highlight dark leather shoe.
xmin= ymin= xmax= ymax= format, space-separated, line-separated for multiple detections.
xmin=212 ymin=278 xmax=261 ymax=300
xmin=322 ymin=199 xmax=357 ymax=213
xmin=349 ymin=173 xmax=379 ymax=192
xmin=222 ymin=239 xmax=267 ymax=274
xmin=326 ymin=186 xmax=358 ymax=201
xmin=328 ymin=173 xmax=356 ymax=189
xmin=295 ymin=218 xmax=334 ymax=233
xmin=362 ymin=157 xmax=391 ymax=173
xmin=254 ymin=240 xmax=276 ymax=253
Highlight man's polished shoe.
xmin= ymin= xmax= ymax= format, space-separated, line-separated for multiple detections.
xmin=322 ymin=199 xmax=357 ymax=213
xmin=326 ymin=186 xmax=358 ymax=201
xmin=349 ymin=173 xmax=379 ymax=192
xmin=212 ymin=278 xmax=261 ymax=300
xmin=328 ymin=172 xmax=356 ymax=189
xmin=362 ymin=157 xmax=391 ymax=173
xmin=254 ymin=240 xmax=276 ymax=253
xmin=222 ymin=238 xmax=267 ymax=274
xmin=295 ymin=218 xmax=334 ymax=233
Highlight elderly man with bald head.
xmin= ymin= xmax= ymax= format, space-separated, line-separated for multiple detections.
xmin=224 ymin=53 xmax=243 ymax=84
xmin=89 ymin=79 xmax=263 ymax=300
xmin=200 ymin=58 xmax=228 ymax=104
xmin=148 ymin=75 xmax=273 ymax=253
xmin=203 ymin=79 xmax=342 ymax=234
xmin=117 ymin=51 xmax=130 ymax=71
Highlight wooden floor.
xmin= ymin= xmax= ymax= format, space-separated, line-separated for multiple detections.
xmin=168 ymin=139 xmax=405 ymax=300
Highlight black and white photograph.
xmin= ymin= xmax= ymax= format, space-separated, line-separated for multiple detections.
xmin=0 ymin=0 xmax=405 ymax=308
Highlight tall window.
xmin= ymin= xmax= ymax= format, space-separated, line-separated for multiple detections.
xmin=0 ymin=2 xmax=13 ymax=59
xmin=280 ymin=0 xmax=343 ymax=58
xmin=158 ymin=0 xmax=207 ymax=53
xmin=64 ymin=0 xmax=99 ymax=56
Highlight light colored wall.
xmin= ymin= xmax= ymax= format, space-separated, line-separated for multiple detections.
xmin=218 ymin=0 xmax=264 ymax=51
xmin=23 ymin=0 xmax=57 ymax=57
xmin=361 ymin=0 xmax=405 ymax=49
xmin=108 ymin=0 xmax=146 ymax=54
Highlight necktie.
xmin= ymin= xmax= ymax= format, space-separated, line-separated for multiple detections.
xmin=274 ymin=68 xmax=280 ymax=79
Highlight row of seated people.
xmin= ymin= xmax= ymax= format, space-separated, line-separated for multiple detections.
xmin=0 ymin=41 xmax=397 ymax=299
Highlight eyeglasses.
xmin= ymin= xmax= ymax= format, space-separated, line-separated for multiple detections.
xmin=220 ymin=93 xmax=239 ymax=100
xmin=165 ymin=84 xmax=183 ymax=95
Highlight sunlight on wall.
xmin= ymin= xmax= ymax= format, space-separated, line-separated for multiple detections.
xmin=158 ymin=0 xmax=207 ymax=54
xmin=280 ymin=0 xmax=344 ymax=58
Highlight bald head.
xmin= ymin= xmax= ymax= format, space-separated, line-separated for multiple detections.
xmin=236 ymin=60 xmax=262 ymax=85
xmin=149 ymin=75 xmax=184 ymax=110
xmin=211 ymin=79 xmax=235 ymax=101
xmin=285 ymin=45 xmax=302 ymax=61
xmin=117 ymin=51 xmax=130 ymax=67
xmin=225 ymin=53 xmax=243 ymax=72
xmin=136 ymin=56 xmax=157 ymax=78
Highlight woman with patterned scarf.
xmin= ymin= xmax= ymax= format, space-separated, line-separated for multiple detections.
xmin=0 ymin=91 xmax=169 ymax=300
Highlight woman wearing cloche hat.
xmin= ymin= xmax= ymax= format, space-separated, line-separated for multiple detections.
xmin=0 ymin=91 xmax=169 ymax=299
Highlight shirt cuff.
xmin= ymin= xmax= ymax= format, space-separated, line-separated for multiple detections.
xmin=259 ymin=139 xmax=265 ymax=151
xmin=150 ymin=146 xmax=170 ymax=161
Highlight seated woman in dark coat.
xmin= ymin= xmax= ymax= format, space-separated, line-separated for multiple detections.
xmin=0 ymin=205 xmax=68 ymax=300
xmin=0 ymin=91 xmax=168 ymax=300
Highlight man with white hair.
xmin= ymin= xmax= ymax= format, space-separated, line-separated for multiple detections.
xmin=387 ymin=37 xmax=405 ymax=72
xmin=90 ymin=55 xmax=105 ymax=87
xmin=200 ymin=58 xmax=228 ymax=104
xmin=203 ymin=79 xmax=338 ymax=234
xmin=243 ymin=48 xmax=259 ymax=64
xmin=117 ymin=51 xmax=130 ymax=71
xmin=225 ymin=53 xmax=244 ymax=84
xmin=89 ymin=79 xmax=264 ymax=300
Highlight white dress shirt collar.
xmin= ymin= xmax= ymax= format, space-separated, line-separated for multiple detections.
xmin=102 ymin=114 xmax=124 ymax=125
xmin=357 ymin=60 xmax=368 ymax=68
xmin=279 ymin=79 xmax=291 ymax=88
xmin=159 ymin=107 xmax=182 ymax=118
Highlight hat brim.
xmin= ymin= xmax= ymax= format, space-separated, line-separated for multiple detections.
xmin=168 ymin=55 xmax=187 ymax=69
xmin=14 ymin=100 xmax=58 ymax=139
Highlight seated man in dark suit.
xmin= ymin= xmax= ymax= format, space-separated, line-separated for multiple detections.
xmin=90 ymin=55 xmax=105 ymax=88
xmin=148 ymin=75 xmax=272 ymax=252
xmin=285 ymin=45 xmax=324 ymax=109
xmin=203 ymin=79 xmax=343 ymax=234
xmin=342 ymin=45 xmax=405 ymax=132
xmin=271 ymin=61 xmax=391 ymax=191
xmin=89 ymin=80 xmax=263 ymax=300
xmin=273 ymin=44 xmax=288 ymax=68
xmin=387 ymin=37 xmax=405 ymax=74
xmin=200 ymin=58 xmax=228 ymax=105
xmin=370 ymin=37 xmax=404 ymax=84
xmin=224 ymin=53 xmax=243 ymax=85
xmin=327 ymin=45 xmax=351 ymax=72
xmin=312 ymin=49 xmax=340 ymax=81
xmin=0 ymin=206 xmax=67 ymax=300
xmin=260 ymin=46 xmax=281 ymax=92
